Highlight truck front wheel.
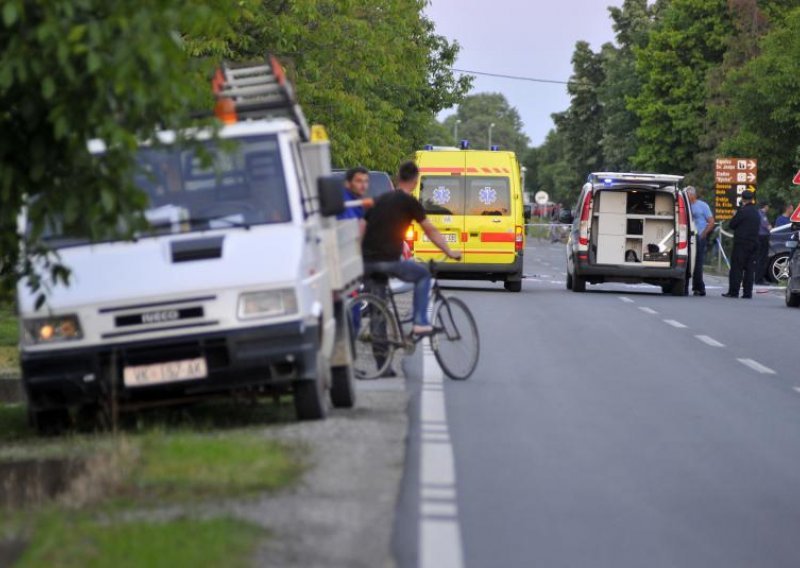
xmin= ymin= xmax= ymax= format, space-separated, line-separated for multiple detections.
xmin=330 ymin=364 xmax=356 ymax=408
xmin=29 ymin=406 xmax=70 ymax=436
xmin=293 ymin=353 xmax=331 ymax=420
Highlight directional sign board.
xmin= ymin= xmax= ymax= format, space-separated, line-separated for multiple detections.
xmin=714 ymin=158 xmax=757 ymax=221
xmin=792 ymin=204 xmax=800 ymax=223
xmin=793 ymin=170 xmax=800 ymax=185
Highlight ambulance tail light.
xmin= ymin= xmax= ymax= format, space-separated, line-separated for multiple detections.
xmin=515 ymin=225 xmax=524 ymax=252
xmin=578 ymin=191 xmax=593 ymax=247
xmin=404 ymin=226 xmax=416 ymax=252
xmin=677 ymin=196 xmax=688 ymax=252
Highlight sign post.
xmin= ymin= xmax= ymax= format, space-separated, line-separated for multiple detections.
xmin=714 ymin=158 xmax=757 ymax=221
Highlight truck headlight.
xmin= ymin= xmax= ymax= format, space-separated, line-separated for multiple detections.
xmin=238 ymin=289 xmax=298 ymax=320
xmin=23 ymin=314 xmax=83 ymax=344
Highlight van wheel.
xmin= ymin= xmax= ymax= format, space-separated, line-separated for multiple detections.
xmin=330 ymin=364 xmax=356 ymax=408
xmin=294 ymin=353 xmax=330 ymax=421
xmin=670 ymin=278 xmax=687 ymax=297
xmin=566 ymin=271 xmax=573 ymax=290
xmin=504 ymin=279 xmax=522 ymax=293
xmin=29 ymin=406 xmax=70 ymax=436
xmin=785 ymin=285 xmax=800 ymax=307
xmin=572 ymin=273 xmax=587 ymax=293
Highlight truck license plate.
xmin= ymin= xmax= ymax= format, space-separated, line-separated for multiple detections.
xmin=123 ymin=357 xmax=208 ymax=388
xmin=423 ymin=233 xmax=458 ymax=243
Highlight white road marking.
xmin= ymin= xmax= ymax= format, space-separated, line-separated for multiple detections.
xmin=638 ymin=307 xmax=658 ymax=315
xmin=793 ymin=387 xmax=800 ymax=395
xmin=737 ymin=358 xmax=776 ymax=375
xmin=696 ymin=335 xmax=725 ymax=348
xmin=419 ymin=345 xmax=464 ymax=568
xmin=619 ymin=296 xmax=635 ymax=303
xmin=663 ymin=319 xmax=687 ymax=329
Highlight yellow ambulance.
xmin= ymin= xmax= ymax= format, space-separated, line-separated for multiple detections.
xmin=407 ymin=143 xmax=525 ymax=292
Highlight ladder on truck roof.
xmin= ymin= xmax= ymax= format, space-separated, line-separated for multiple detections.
xmin=212 ymin=55 xmax=311 ymax=141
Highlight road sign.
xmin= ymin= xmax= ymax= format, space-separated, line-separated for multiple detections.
xmin=791 ymin=204 xmax=800 ymax=223
xmin=715 ymin=157 xmax=757 ymax=185
xmin=793 ymin=170 xmax=800 ymax=185
xmin=534 ymin=191 xmax=549 ymax=205
xmin=715 ymin=157 xmax=758 ymax=220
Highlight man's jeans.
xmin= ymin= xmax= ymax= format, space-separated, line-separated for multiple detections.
xmin=692 ymin=237 xmax=707 ymax=292
xmin=364 ymin=260 xmax=432 ymax=325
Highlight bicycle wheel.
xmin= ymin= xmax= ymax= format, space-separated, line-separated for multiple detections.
xmin=431 ymin=296 xmax=480 ymax=380
xmin=345 ymin=293 xmax=401 ymax=380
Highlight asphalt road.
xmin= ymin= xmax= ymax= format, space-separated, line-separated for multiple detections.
xmin=396 ymin=242 xmax=800 ymax=568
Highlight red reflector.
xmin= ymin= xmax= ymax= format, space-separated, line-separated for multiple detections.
xmin=481 ymin=233 xmax=516 ymax=243
xmin=677 ymin=257 xmax=686 ymax=264
xmin=578 ymin=253 xmax=589 ymax=260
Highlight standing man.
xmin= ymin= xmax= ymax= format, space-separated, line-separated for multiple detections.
xmin=754 ymin=203 xmax=772 ymax=285
xmin=686 ymin=187 xmax=714 ymax=296
xmin=337 ymin=167 xmax=370 ymax=231
xmin=724 ymin=190 xmax=761 ymax=299
xmin=775 ymin=203 xmax=794 ymax=228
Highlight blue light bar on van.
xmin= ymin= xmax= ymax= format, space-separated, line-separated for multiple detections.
xmin=424 ymin=144 xmax=434 ymax=151
xmin=490 ymin=145 xmax=500 ymax=151
xmin=460 ymin=140 xmax=470 ymax=150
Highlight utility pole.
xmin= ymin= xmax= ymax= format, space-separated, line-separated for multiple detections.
xmin=453 ymin=119 xmax=462 ymax=145
xmin=488 ymin=123 xmax=495 ymax=149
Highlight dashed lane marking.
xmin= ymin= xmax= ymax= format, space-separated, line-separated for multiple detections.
xmin=619 ymin=296 xmax=634 ymax=303
xmin=737 ymin=358 xmax=776 ymax=375
xmin=696 ymin=335 xmax=725 ymax=348
xmin=638 ymin=307 xmax=658 ymax=315
xmin=793 ymin=387 xmax=800 ymax=395
xmin=663 ymin=319 xmax=687 ymax=329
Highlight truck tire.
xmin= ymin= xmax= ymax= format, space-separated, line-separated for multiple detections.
xmin=504 ymin=278 xmax=522 ymax=293
xmin=785 ymin=285 xmax=800 ymax=307
xmin=330 ymin=364 xmax=356 ymax=408
xmin=293 ymin=353 xmax=330 ymax=421
xmin=670 ymin=277 xmax=687 ymax=297
xmin=29 ymin=406 xmax=70 ymax=436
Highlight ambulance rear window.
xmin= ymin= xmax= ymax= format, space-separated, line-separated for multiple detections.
xmin=419 ymin=176 xmax=465 ymax=215
xmin=466 ymin=177 xmax=511 ymax=216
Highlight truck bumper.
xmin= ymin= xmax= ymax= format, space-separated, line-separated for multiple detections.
xmin=21 ymin=321 xmax=320 ymax=411
xmin=434 ymin=254 xmax=523 ymax=282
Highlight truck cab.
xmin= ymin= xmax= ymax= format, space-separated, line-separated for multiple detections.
xmin=17 ymin=59 xmax=362 ymax=432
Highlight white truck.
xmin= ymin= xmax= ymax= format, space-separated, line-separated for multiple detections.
xmin=16 ymin=58 xmax=362 ymax=433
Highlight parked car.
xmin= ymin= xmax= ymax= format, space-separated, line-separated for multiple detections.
xmin=784 ymin=231 xmax=800 ymax=306
xmin=563 ymin=172 xmax=695 ymax=295
xmin=766 ymin=224 xmax=794 ymax=283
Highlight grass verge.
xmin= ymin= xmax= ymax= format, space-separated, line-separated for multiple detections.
xmin=14 ymin=515 xmax=264 ymax=568
xmin=0 ymin=302 xmax=19 ymax=373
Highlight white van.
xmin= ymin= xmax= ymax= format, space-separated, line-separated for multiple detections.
xmin=564 ymin=172 xmax=695 ymax=295
xmin=16 ymin=60 xmax=362 ymax=433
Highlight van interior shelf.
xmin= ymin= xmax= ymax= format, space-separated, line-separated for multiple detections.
xmin=594 ymin=213 xmax=672 ymax=220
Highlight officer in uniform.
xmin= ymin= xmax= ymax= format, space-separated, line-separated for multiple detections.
xmin=724 ymin=190 xmax=761 ymax=299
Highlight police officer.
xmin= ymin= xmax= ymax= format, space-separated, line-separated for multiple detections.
xmin=723 ymin=190 xmax=760 ymax=299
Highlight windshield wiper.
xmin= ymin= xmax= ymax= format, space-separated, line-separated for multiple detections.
xmin=188 ymin=217 xmax=251 ymax=230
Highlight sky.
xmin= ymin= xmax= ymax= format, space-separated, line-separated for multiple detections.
xmin=425 ymin=0 xmax=624 ymax=147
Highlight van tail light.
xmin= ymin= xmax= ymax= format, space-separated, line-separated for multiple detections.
xmin=515 ymin=225 xmax=524 ymax=252
xmin=578 ymin=191 xmax=593 ymax=247
xmin=677 ymin=196 xmax=688 ymax=252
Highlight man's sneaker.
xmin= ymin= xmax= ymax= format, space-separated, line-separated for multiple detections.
xmin=412 ymin=325 xmax=434 ymax=336
xmin=693 ymin=290 xmax=706 ymax=296
xmin=722 ymin=293 xmax=738 ymax=298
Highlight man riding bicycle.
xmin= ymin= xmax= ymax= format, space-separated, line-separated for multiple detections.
xmin=362 ymin=161 xmax=462 ymax=336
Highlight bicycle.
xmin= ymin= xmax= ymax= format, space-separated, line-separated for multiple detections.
xmin=346 ymin=259 xmax=480 ymax=381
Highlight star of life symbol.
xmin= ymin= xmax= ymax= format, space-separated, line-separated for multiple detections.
xmin=479 ymin=186 xmax=497 ymax=205
xmin=432 ymin=186 xmax=451 ymax=205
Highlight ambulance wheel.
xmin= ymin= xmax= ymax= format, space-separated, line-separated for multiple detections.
xmin=504 ymin=279 xmax=522 ymax=293
xmin=294 ymin=353 xmax=330 ymax=421
xmin=670 ymin=277 xmax=687 ymax=297
xmin=330 ymin=364 xmax=356 ymax=408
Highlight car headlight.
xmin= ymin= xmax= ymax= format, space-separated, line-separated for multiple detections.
xmin=23 ymin=314 xmax=83 ymax=345
xmin=237 ymin=289 xmax=298 ymax=320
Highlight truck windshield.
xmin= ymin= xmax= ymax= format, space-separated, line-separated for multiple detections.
xmin=41 ymin=135 xmax=291 ymax=248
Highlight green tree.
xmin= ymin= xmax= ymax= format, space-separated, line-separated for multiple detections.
xmin=0 ymin=0 xmax=233 ymax=300
xmin=451 ymin=93 xmax=530 ymax=155
xmin=629 ymin=0 xmax=731 ymax=180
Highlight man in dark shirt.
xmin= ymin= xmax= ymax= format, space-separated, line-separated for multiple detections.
xmin=724 ymin=190 xmax=761 ymax=299
xmin=362 ymin=161 xmax=461 ymax=334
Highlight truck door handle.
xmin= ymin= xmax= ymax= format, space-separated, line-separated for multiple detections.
xmin=492 ymin=219 xmax=502 ymax=223
xmin=469 ymin=232 xmax=479 ymax=237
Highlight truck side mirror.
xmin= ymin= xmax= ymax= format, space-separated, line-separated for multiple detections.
xmin=559 ymin=210 xmax=574 ymax=225
xmin=318 ymin=176 xmax=345 ymax=217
